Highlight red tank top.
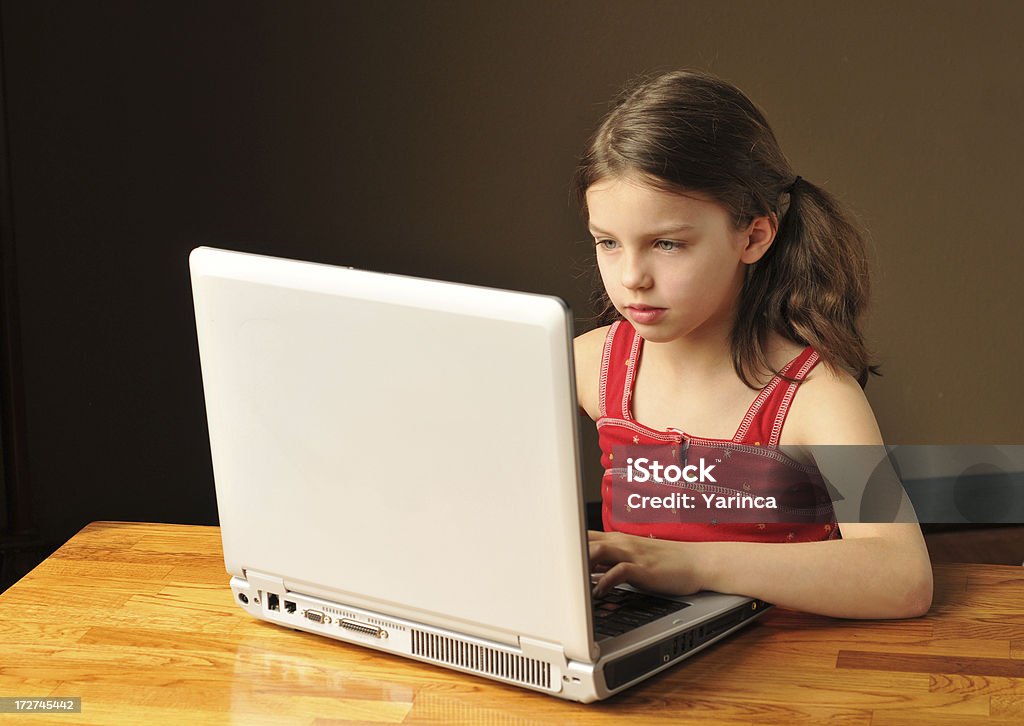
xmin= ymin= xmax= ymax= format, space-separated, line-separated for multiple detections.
xmin=597 ymin=320 xmax=839 ymax=543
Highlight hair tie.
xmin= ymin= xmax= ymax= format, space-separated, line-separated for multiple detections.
xmin=787 ymin=175 xmax=802 ymax=194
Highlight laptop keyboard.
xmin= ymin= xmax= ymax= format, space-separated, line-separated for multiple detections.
xmin=591 ymin=588 xmax=691 ymax=639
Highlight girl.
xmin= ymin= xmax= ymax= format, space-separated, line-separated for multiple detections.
xmin=574 ymin=70 xmax=933 ymax=619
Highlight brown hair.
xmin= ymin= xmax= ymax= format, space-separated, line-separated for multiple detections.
xmin=573 ymin=69 xmax=879 ymax=388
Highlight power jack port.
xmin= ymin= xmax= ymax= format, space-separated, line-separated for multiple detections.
xmin=238 ymin=593 xmax=249 ymax=605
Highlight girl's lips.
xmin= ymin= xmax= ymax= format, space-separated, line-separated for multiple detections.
xmin=625 ymin=305 xmax=667 ymax=324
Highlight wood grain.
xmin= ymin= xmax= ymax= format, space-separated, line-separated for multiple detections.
xmin=1 ymin=521 xmax=1023 ymax=724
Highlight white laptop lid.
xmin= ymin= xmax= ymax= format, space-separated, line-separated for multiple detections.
xmin=190 ymin=247 xmax=596 ymax=662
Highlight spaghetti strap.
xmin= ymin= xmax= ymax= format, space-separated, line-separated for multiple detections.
xmin=766 ymin=347 xmax=821 ymax=447
xmin=732 ymin=376 xmax=787 ymax=443
xmin=598 ymin=321 xmax=640 ymax=420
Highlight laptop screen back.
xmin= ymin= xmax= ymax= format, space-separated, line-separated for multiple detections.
xmin=190 ymin=247 xmax=595 ymax=661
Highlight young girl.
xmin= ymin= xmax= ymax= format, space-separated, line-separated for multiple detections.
xmin=574 ymin=70 xmax=933 ymax=619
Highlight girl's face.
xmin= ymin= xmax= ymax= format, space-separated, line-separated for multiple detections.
xmin=586 ymin=174 xmax=765 ymax=345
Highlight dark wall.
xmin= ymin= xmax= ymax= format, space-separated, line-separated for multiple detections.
xmin=1 ymin=1 xmax=1022 ymax=566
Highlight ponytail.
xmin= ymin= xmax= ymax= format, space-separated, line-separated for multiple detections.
xmin=734 ymin=176 xmax=879 ymax=388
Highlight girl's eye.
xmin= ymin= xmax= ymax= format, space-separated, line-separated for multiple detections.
xmin=595 ymin=238 xmax=619 ymax=251
xmin=655 ymin=239 xmax=683 ymax=251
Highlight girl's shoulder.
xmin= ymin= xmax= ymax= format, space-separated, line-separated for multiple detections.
xmin=574 ymin=324 xmax=612 ymax=358
xmin=783 ymin=360 xmax=884 ymax=446
xmin=574 ymin=324 xmax=613 ymax=420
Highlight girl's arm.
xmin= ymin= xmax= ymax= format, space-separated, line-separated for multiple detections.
xmin=589 ymin=367 xmax=934 ymax=619
xmin=590 ymin=524 xmax=932 ymax=619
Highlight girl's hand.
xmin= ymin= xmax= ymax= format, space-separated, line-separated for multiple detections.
xmin=588 ymin=530 xmax=705 ymax=598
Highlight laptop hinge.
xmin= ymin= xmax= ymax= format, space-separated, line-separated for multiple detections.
xmin=243 ymin=569 xmax=287 ymax=594
xmin=518 ymin=636 xmax=568 ymax=669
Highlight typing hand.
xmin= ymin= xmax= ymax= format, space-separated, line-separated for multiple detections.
xmin=588 ymin=530 xmax=704 ymax=598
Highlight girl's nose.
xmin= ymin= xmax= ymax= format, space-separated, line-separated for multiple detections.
xmin=621 ymin=251 xmax=652 ymax=290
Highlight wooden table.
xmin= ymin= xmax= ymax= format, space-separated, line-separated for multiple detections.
xmin=1 ymin=522 xmax=1023 ymax=725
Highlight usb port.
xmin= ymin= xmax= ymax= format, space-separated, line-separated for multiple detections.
xmin=267 ymin=593 xmax=280 ymax=611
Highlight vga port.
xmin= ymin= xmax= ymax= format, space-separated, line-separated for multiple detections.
xmin=303 ymin=609 xmax=331 ymax=624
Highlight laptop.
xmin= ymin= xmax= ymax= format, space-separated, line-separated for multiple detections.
xmin=189 ymin=246 xmax=770 ymax=702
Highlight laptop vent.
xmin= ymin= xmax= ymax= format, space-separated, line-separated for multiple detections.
xmin=411 ymin=630 xmax=551 ymax=689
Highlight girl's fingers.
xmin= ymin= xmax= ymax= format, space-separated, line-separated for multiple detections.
xmin=588 ymin=531 xmax=635 ymax=564
xmin=588 ymin=540 xmax=630 ymax=567
xmin=593 ymin=562 xmax=634 ymax=598
xmin=587 ymin=531 xmax=648 ymax=596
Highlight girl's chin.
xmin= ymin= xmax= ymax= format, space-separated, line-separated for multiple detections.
xmin=630 ymin=326 xmax=686 ymax=344
xmin=636 ymin=332 xmax=680 ymax=344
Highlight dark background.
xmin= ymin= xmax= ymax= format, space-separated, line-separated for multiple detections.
xmin=2 ymin=1 xmax=1023 ymax=589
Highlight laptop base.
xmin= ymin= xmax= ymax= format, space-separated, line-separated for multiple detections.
xmin=233 ymin=571 xmax=770 ymax=702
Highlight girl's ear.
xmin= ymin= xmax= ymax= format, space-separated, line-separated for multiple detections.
xmin=740 ymin=215 xmax=777 ymax=264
